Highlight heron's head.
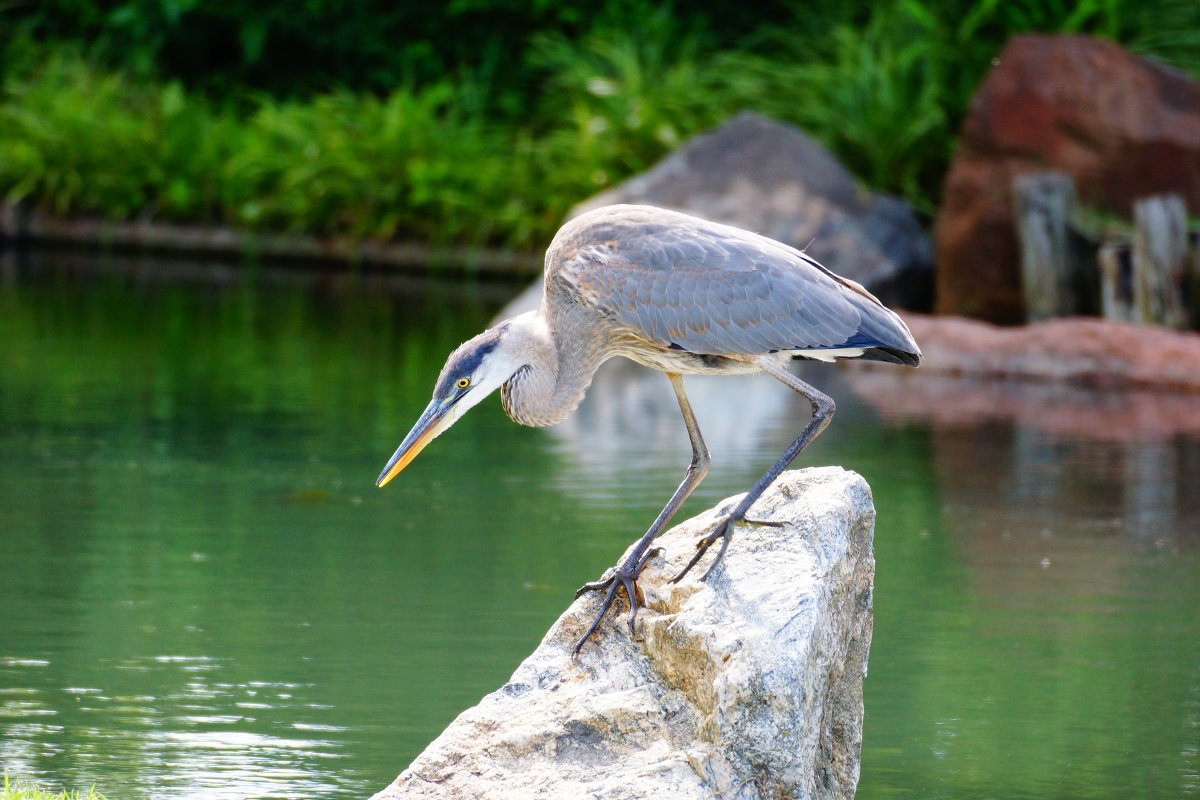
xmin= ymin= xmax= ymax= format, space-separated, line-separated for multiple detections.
xmin=375 ymin=322 xmax=526 ymax=488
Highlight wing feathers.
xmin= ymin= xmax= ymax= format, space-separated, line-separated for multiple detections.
xmin=549 ymin=205 xmax=920 ymax=361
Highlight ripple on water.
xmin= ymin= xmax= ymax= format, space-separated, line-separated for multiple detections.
xmin=139 ymin=730 xmax=349 ymax=800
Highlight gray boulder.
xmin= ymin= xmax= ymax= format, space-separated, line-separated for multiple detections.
xmin=368 ymin=466 xmax=876 ymax=800
xmin=571 ymin=112 xmax=933 ymax=310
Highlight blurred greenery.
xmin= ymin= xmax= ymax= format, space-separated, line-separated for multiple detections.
xmin=0 ymin=0 xmax=790 ymax=97
xmin=1 ymin=0 xmax=1199 ymax=249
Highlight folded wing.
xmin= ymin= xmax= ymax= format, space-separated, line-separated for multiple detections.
xmin=549 ymin=205 xmax=920 ymax=365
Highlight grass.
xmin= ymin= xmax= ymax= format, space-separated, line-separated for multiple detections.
xmin=528 ymin=6 xmax=730 ymax=181
xmin=0 ymin=48 xmax=603 ymax=250
xmin=2 ymin=0 xmax=1199 ymax=253
xmin=0 ymin=52 xmax=235 ymax=221
xmin=716 ymin=3 xmax=955 ymax=214
xmin=0 ymin=51 xmax=565 ymax=248
xmin=2 ymin=775 xmax=107 ymax=800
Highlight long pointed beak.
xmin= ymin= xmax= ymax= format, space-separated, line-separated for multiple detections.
xmin=375 ymin=399 xmax=450 ymax=488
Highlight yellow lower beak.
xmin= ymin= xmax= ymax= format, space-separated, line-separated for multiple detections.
xmin=375 ymin=401 xmax=448 ymax=487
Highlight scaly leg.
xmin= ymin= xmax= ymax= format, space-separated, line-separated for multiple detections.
xmin=672 ymin=358 xmax=835 ymax=584
xmin=574 ymin=372 xmax=710 ymax=652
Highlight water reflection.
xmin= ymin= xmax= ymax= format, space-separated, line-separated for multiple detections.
xmin=542 ymin=361 xmax=790 ymax=495
xmin=847 ymin=367 xmax=1200 ymax=441
xmin=1 ymin=251 xmax=1197 ymax=800
xmin=540 ymin=349 xmax=1200 ymax=552
xmin=0 ymin=654 xmax=352 ymax=799
xmin=845 ymin=367 xmax=1200 ymax=548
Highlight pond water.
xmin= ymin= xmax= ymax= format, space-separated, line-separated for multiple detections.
xmin=1 ymin=249 xmax=1198 ymax=799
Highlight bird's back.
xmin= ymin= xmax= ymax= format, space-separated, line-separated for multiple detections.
xmin=545 ymin=205 xmax=920 ymax=366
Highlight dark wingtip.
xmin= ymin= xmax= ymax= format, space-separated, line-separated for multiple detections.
xmin=861 ymin=346 xmax=921 ymax=366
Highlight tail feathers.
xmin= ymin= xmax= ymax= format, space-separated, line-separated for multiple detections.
xmin=859 ymin=346 xmax=920 ymax=366
xmin=849 ymin=300 xmax=921 ymax=367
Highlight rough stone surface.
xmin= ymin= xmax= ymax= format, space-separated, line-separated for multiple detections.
xmin=573 ymin=112 xmax=933 ymax=310
xmin=368 ymin=467 xmax=876 ymax=800
xmin=935 ymin=34 xmax=1200 ymax=323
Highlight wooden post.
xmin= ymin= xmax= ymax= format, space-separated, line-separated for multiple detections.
xmin=1014 ymin=172 xmax=1075 ymax=321
xmin=1189 ymin=230 xmax=1200 ymax=332
xmin=1132 ymin=195 xmax=1188 ymax=329
xmin=1098 ymin=241 xmax=1134 ymax=322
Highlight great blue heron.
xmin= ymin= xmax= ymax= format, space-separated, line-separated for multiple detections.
xmin=376 ymin=204 xmax=920 ymax=652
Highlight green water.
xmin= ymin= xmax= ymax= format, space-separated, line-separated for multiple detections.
xmin=1 ymin=252 xmax=1198 ymax=799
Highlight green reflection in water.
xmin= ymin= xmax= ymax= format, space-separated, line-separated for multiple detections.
xmin=0 ymin=256 xmax=1197 ymax=799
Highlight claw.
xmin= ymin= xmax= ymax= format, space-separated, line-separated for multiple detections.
xmin=671 ymin=510 xmax=782 ymax=584
xmin=672 ymin=515 xmax=735 ymax=584
xmin=573 ymin=547 xmax=662 ymax=653
xmin=637 ymin=546 xmax=663 ymax=571
xmin=575 ymin=568 xmax=616 ymax=599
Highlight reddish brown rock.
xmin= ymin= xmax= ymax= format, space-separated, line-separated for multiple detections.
xmin=935 ymin=35 xmax=1200 ymax=324
xmin=855 ymin=312 xmax=1200 ymax=391
xmin=848 ymin=367 xmax=1200 ymax=442
xmin=843 ymin=313 xmax=1200 ymax=443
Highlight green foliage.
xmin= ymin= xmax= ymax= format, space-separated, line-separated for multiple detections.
xmin=225 ymin=82 xmax=505 ymax=241
xmin=720 ymin=3 xmax=953 ymax=211
xmin=2 ymin=775 xmax=107 ymax=800
xmin=0 ymin=49 xmax=235 ymax=221
xmin=1 ymin=0 xmax=1199 ymax=250
xmin=0 ymin=52 xmax=587 ymax=247
xmin=529 ymin=8 xmax=727 ymax=183
xmin=1119 ymin=0 xmax=1200 ymax=76
xmin=1 ymin=0 xmax=793 ymax=98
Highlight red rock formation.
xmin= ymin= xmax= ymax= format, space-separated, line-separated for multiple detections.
xmin=935 ymin=35 xmax=1200 ymax=324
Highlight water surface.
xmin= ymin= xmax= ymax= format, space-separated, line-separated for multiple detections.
xmin=1 ymin=250 xmax=1197 ymax=799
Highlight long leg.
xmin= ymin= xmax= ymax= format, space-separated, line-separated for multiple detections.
xmin=672 ymin=357 xmax=834 ymax=584
xmin=574 ymin=372 xmax=710 ymax=652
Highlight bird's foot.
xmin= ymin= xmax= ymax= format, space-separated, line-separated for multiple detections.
xmin=573 ymin=546 xmax=661 ymax=653
xmin=671 ymin=513 xmax=782 ymax=584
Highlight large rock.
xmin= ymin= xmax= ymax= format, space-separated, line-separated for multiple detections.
xmin=854 ymin=312 xmax=1200 ymax=391
xmin=573 ymin=112 xmax=933 ymax=310
xmin=369 ymin=467 xmax=876 ymax=800
xmin=935 ymin=34 xmax=1200 ymax=324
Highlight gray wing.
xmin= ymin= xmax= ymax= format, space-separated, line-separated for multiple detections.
xmin=546 ymin=205 xmax=919 ymax=362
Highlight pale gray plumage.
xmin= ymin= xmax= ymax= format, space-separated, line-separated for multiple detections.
xmin=376 ymin=204 xmax=920 ymax=652
xmin=546 ymin=205 xmax=917 ymax=365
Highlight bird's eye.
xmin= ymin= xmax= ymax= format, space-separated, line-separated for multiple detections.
xmin=456 ymin=378 xmax=471 ymax=389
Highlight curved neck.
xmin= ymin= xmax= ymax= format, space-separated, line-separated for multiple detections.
xmin=500 ymin=307 xmax=609 ymax=428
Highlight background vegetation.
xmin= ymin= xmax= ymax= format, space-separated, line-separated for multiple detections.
xmin=2 ymin=0 xmax=1199 ymax=250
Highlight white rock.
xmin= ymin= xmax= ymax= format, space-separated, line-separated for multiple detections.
xmin=369 ymin=466 xmax=876 ymax=800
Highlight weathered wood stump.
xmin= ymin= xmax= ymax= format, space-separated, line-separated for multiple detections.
xmin=1132 ymin=195 xmax=1189 ymax=329
xmin=1010 ymin=177 xmax=1198 ymax=330
xmin=1190 ymin=231 xmax=1200 ymax=331
xmin=1098 ymin=241 xmax=1134 ymax=322
xmin=1014 ymin=172 xmax=1077 ymax=322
